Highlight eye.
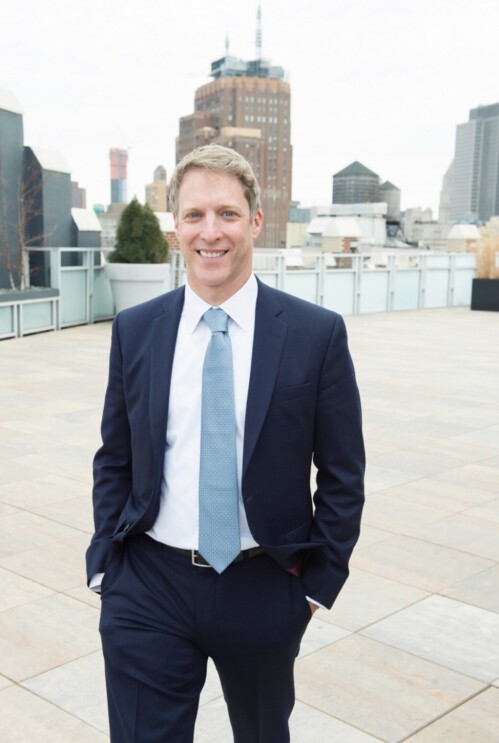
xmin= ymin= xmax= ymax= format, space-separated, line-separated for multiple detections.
xmin=184 ymin=210 xmax=201 ymax=220
xmin=222 ymin=209 xmax=238 ymax=218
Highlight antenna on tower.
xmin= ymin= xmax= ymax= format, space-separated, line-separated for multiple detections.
xmin=255 ymin=4 xmax=262 ymax=61
xmin=225 ymin=34 xmax=230 ymax=56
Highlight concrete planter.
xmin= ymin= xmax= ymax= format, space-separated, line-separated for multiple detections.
xmin=470 ymin=278 xmax=499 ymax=312
xmin=104 ymin=263 xmax=171 ymax=313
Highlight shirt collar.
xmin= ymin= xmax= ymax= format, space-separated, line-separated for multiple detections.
xmin=183 ymin=274 xmax=258 ymax=333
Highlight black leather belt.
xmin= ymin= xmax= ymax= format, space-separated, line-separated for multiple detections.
xmin=142 ymin=535 xmax=265 ymax=568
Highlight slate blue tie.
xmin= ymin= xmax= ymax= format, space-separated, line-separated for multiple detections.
xmin=199 ymin=308 xmax=240 ymax=573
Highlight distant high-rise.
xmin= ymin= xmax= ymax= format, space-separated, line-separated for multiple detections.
xmin=438 ymin=161 xmax=453 ymax=225
xmin=110 ymin=148 xmax=128 ymax=204
xmin=450 ymin=102 xmax=499 ymax=223
xmin=176 ymin=12 xmax=291 ymax=248
xmin=333 ymin=162 xmax=379 ymax=204
xmin=145 ymin=165 xmax=168 ymax=212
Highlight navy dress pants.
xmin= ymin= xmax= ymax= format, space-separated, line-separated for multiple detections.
xmin=99 ymin=534 xmax=312 ymax=743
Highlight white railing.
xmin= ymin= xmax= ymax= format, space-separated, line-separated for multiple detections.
xmin=1 ymin=248 xmax=114 ymax=339
xmin=29 ymin=247 xmax=115 ymax=327
xmin=0 ymin=289 xmax=59 ymax=340
xmin=171 ymin=249 xmax=476 ymax=314
xmin=0 ymin=247 xmax=477 ymax=340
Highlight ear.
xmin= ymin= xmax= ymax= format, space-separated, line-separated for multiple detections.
xmin=252 ymin=209 xmax=264 ymax=239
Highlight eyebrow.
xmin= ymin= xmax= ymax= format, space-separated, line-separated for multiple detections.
xmin=180 ymin=204 xmax=242 ymax=216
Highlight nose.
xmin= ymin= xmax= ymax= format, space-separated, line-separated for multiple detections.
xmin=200 ymin=214 xmax=222 ymax=243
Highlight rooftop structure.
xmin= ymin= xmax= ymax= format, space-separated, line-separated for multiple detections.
xmin=379 ymin=180 xmax=401 ymax=222
xmin=210 ymin=55 xmax=285 ymax=81
xmin=334 ymin=161 xmax=378 ymax=178
xmin=0 ymin=87 xmax=23 ymax=114
xmin=333 ymin=161 xmax=380 ymax=204
xmin=71 ymin=207 xmax=101 ymax=248
xmin=29 ymin=146 xmax=71 ymax=174
xmin=306 ymin=204 xmax=387 ymax=250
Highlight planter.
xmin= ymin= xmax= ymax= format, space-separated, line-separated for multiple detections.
xmin=104 ymin=263 xmax=171 ymax=313
xmin=470 ymin=278 xmax=499 ymax=312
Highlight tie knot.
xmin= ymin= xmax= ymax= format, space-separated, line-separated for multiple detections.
xmin=203 ymin=307 xmax=229 ymax=334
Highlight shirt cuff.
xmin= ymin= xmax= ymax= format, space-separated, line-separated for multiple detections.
xmin=89 ymin=572 xmax=104 ymax=593
xmin=306 ymin=595 xmax=327 ymax=610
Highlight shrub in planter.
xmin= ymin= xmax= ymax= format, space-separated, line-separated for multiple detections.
xmin=105 ymin=199 xmax=170 ymax=312
xmin=109 ymin=198 xmax=169 ymax=264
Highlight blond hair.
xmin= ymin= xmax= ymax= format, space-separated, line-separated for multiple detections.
xmin=169 ymin=144 xmax=261 ymax=217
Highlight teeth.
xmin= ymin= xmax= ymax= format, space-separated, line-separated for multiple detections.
xmin=199 ymin=251 xmax=225 ymax=258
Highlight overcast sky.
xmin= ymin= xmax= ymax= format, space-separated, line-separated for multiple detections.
xmin=2 ymin=0 xmax=498 ymax=213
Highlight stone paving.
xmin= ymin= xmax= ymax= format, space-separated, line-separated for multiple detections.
xmin=0 ymin=306 xmax=498 ymax=742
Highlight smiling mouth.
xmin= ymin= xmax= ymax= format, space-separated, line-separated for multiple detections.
xmin=198 ymin=250 xmax=228 ymax=258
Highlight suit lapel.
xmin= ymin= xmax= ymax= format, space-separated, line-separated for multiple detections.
xmin=149 ymin=287 xmax=185 ymax=459
xmin=147 ymin=281 xmax=286 ymax=475
xmin=243 ymin=281 xmax=286 ymax=475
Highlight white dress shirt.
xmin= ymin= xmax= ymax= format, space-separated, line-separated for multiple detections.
xmin=147 ymin=274 xmax=258 ymax=550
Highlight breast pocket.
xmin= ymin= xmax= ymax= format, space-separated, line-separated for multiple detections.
xmin=271 ymin=381 xmax=312 ymax=404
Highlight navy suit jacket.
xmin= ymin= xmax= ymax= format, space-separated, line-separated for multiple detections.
xmin=86 ymin=278 xmax=365 ymax=609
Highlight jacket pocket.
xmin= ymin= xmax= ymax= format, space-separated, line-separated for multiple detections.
xmin=100 ymin=549 xmax=123 ymax=594
xmin=271 ymin=382 xmax=312 ymax=404
xmin=285 ymin=522 xmax=311 ymax=545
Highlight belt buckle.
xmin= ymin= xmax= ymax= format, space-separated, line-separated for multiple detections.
xmin=191 ymin=550 xmax=211 ymax=568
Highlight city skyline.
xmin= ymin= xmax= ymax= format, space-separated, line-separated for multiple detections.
xmin=2 ymin=0 xmax=498 ymax=216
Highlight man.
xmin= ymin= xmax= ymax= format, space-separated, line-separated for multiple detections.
xmin=87 ymin=144 xmax=365 ymax=743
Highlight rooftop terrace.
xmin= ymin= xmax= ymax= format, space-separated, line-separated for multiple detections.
xmin=0 ymin=306 xmax=498 ymax=741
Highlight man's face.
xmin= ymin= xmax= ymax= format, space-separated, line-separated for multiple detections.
xmin=174 ymin=168 xmax=263 ymax=305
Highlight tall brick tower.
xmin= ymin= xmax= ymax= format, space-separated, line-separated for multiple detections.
xmin=176 ymin=11 xmax=291 ymax=248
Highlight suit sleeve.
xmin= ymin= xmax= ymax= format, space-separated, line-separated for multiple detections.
xmin=86 ymin=315 xmax=133 ymax=581
xmin=302 ymin=314 xmax=365 ymax=608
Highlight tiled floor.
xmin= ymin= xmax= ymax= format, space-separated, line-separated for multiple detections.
xmin=0 ymin=306 xmax=498 ymax=742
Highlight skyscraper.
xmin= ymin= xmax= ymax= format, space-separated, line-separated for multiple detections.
xmin=176 ymin=15 xmax=291 ymax=248
xmin=110 ymin=148 xmax=128 ymax=204
xmin=450 ymin=102 xmax=499 ymax=223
